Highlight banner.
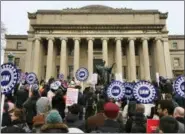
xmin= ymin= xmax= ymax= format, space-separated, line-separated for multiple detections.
xmin=75 ymin=67 xmax=89 ymax=82
xmin=26 ymin=72 xmax=37 ymax=85
xmin=123 ymin=82 xmax=134 ymax=100
xmin=146 ymin=119 xmax=160 ymax=133
xmin=107 ymin=81 xmax=125 ymax=101
xmin=66 ymin=88 xmax=79 ymax=106
xmin=133 ymin=81 xmax=156 ymax=104
xmin=173 ymin=75 xmax=185 ymax=97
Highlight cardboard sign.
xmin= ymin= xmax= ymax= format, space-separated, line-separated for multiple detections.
xmin=146 ymin=119 xmax=160 ymax=133
xmin=156 ymin=72 xmax=159 ymax=86
xmin=66 ymin=88 xmax=78 ymax=106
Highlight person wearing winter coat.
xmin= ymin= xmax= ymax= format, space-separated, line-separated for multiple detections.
xmin=40 ymin=110 xmax=69 ymax=133
xmin=2 ymin=101 xmax=14 ymax=127
xmin=65 ymin=104 xmax=85 ymax=131
xmin=23 ymin=88 xmax=40 ymax=129
xmin=32 ymin=97 xmax=51 ymax=133
xmin=94 ymin=102 xmax=124 ymax=133
xmin=1 ymin=108 xmax=31 ymax=133
xmin=15 ymin=85 xmax=29 ymax=108
xmin=52 ymin=90 xmax=66 ymax=119
xmin=86 ymin=99 xmax=105 ymax=132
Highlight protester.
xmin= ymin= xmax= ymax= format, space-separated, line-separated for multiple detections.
xmin=157 ymin=100 xmax=185 ymax=133
xmin=52 ymin=90 xmax=66 ymax=119
xmin=65 ymin=104 xmax=85 ymax=131
xmin=32 ymin=97 xmax=51 ymax=133
xmin=15 ymin=85 xmax=29 ymax=108
xmin=86 ymin=99 xmax=106 ymax=132
xmin=40 ymin=110 xmax=69 ymax=133
xmin=93 ymin=102 xmax=124 ymax=133
xmin=173 ymin=107 xmax=185 ymax=124
xmin=2 ymin=101 xmax=14 ymax=127
xmin=159 ymin=116 xmax=179 ymax=133
xmin=23 ymin=88 xmax=40 ymax=129
xmin=1 ymin=108 xmax=31 ymax=133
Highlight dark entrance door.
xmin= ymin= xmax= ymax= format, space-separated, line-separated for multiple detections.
xmin=93 ymin=59 xmax=104 ymax=73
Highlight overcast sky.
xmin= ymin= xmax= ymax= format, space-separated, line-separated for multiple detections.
xmin=1 ymin=1 xmax=184 ymax=35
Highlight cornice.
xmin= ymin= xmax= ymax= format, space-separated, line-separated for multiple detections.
xmin=5 ymin=49 xmax=27 ymax=51
xmin=31 ymin=24 xmax=164 ymax=31
xmin=5 ymin=34 xmax=28 ymax=39
xmin=168 ymin=35 xmax=185 ymax=40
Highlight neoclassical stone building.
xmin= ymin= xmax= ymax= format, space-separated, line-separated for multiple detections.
xmin=4 ymin=5 xmax=185 ymax=81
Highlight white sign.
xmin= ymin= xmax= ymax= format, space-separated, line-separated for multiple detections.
xmin=91 ymin=73 xmax=98 ymax=85
xmin=66 ymin=88 xmax=79 ymax=106
xmin=115 ymin=73 xmax=123 ymax=82
xmin=156 ymin=72 xmax=159 ymax=86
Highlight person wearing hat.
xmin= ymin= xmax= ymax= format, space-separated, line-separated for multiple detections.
xmin=32 ymin=97 xmax=51 ymax=133
xmin=40 ymin=110 xmax=68 ymax=133
xmin=94 ymin=102 xmax=124 ymax=133
xmin=47 ymin=82 xmax=58 ymax=102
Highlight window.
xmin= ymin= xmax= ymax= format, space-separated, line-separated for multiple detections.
xmin=14 ymin=58 xmax=20 ymax=66
xmin=172 ymin=42 xmax=178 ymax=49
xmin=122 ymin=46 xmax=126 ymax=56
xmin=173 ymin=58 xmax=180 ymax=67
xmin=136 ymin=66 xmax=139 ymax=79
xmin=16 ymin=42 xmax=22 ymax=49
xmin=56 ymin=66 xmax=60 ymax=78
xmin=44 ymin=66 xmax=46 ymax=79
xmin=68 ymin=48 xmax=74 ymax=56
xmin=123 ymin=66 xmax=127 ymax=79
xmin=68 ymin=65 xmax=74 ymax=79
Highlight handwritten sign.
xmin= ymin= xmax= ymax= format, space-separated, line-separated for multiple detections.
xmin=66 ymin=88 xmax=78 ymax=106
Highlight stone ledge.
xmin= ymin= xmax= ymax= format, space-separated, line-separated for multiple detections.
xmin=31 ymin=24 xmax=164 ymax=31
xmin=5 ymin=34 xmax=28 ymax=39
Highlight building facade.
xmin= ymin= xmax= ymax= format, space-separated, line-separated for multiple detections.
xmin=4 ymin=5 xmax=185 ymax=81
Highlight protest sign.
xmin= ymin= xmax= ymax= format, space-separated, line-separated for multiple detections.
xmin=66 ymin=88 xmax=79 ymax=106
xmin=107 ymin=81 xmax=125 ymax=101
xmin=133 ymin=81 xmax=156 ymax=104
xmin=146 ymin=119 xmax=160 ymax=133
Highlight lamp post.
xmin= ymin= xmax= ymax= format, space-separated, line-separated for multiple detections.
xmin=7 ymin=52 xmax=14 ymax=63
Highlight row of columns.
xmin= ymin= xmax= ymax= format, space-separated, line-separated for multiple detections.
xmin=32 ymin=37 xmax=172 ymax=81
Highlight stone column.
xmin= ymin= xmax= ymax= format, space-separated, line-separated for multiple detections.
xmin=128 ymin=37 xmax=136 ymax=81
xmin=142 ymin=37 xmax=151 ymax=80
xmin=87 ymin=37 xmax=94 ymax=78
xmin=46 ymin=37 xmax=54 ymax=81
xmin=73 ymin=38 xmax=80 ymax=77
xmin=102 ymin=37 xmax=109 ymax=66
xmin=155 ymin=37 xmax=166 ymax=76
xmin=25 ymin=38 xmax=33 ymax=72
xmin=163 ymin=38 xmax=173 ymax=78
xmin=139 ymin=44 xmax=144 ymax=80
xmin=115 ymin=37 xmax=122 ymax=75
xmin=60 ymin=38 xmax=67 ymax=79
xmin=33 ymin=37 xmax=41 ymax=77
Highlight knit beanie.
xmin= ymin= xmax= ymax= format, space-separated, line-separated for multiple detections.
xmin=46 ymin=110 xmax=62 ymax=124
xmin=104 ymin=102 xmax=119 ymax=119
xmin=36 ymin=97 xmax=51 ymax=114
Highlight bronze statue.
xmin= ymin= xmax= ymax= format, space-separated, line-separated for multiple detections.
xmin=95 ymin=60 xmax=115 ymax=86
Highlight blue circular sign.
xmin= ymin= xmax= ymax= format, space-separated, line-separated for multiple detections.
xmin=173 ymin=76 xmax=185 ymax=97
xmin=75 ymin=67 xmax=89 ymax=81
xmin=124 ymin=82 xmax=134 ymax=99
xmin=32 ymin=84 xmax=39 ymax=90
xmin=1 ymin=63 xmax=19 ymax=94
xmin=59 ymin=74 xmax=64 ymax=80
xmin=133 ymin=81 xmax=156 ymax=104
xmin=107 ymin=81 xmax=125 ymax=101
xmin=26 ymin=72 xmax=37 ymax=84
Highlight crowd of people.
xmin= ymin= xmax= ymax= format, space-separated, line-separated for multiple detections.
xmin=1 ymin=76 xmax=185 ymax=133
